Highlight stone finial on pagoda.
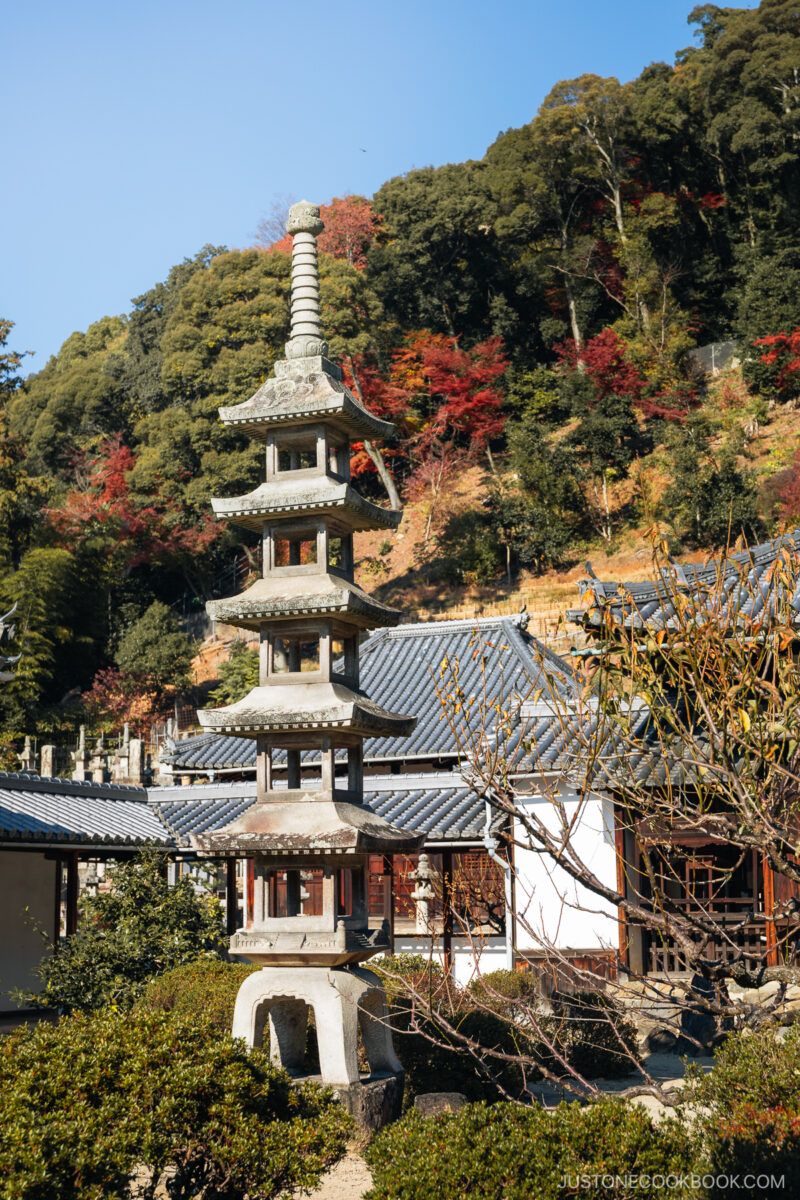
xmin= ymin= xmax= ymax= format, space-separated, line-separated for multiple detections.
xmin=284 ymin=201 xmax=327 ymax=360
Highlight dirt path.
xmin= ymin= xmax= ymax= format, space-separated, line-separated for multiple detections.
xmin=295 ymin=1149 xmax=373 ymax=1200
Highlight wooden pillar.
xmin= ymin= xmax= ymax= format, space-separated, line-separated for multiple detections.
xmin=507 ymin=836 xmax=517 ymax=969
xmin=53 ymin=856 xmax=63 ymax=944
xmin=442 ymin=848 xmax=453 ymax=976
xmin=66 ymin=851 xmax=79 ymax=936
xmin=383 ymin=854 xmax=395 ymax=953
xmin=763 ymin=852 xmax=778 ymax=967
xmin=226 ymin=858 xmax=238 ymax=936
xmin=246 ymin=859 xmax=255 ymax=928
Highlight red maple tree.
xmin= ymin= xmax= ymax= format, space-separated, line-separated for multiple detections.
xmin=392 ymin=332 xmax=508 ymax=455
xmin=557 ymin=328 xmax=694 ymax=421
xmin=755 ymin=329 xmax=800 ymax=401
xmin=47 ymin=437 xmax=219 ymax=574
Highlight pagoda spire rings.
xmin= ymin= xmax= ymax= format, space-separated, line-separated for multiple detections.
xmin=285 ymin=201 xmax=328 ymax=361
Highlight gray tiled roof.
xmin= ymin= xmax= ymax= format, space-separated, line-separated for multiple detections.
xmin=149 ymin=773 xmax=506 ymax=847
xmin=150 ymin=783 xmax=258 ymax=847
xmin=164 ymin=615 xmax=576 ymax=773
xmin=567 ymin=531 xmax=800 ymax=633
xmin=364 ymin=775 xmax=506 ymax=842
xmin=0 ymin=773 xmax=170 ymax=847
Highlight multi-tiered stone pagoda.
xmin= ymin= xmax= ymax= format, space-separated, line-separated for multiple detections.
xmin=191 ymin=201 xmax=421 ymax=1126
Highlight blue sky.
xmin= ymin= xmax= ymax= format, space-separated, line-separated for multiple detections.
xmin=4 ymin=0 xmax=757 ymax=374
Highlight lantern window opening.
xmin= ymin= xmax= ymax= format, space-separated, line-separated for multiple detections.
xmin=327 ymin=532 xmax=354 ymax=575
xmin=266 ymin=426 xmax=326 ymax=479
xmin=274 ymin=535 xmax=318 ymax=568
xmin=327 ymin=438 xmax=351 ymax=481
xmin=270 ymin=633 xmax=321 ymax=676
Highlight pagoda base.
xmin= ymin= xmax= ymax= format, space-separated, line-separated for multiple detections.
xmin=231 ymin=964 xmax=404 ymax=1127
xmin=333 ymin=1071 xmax=404 ymax=1131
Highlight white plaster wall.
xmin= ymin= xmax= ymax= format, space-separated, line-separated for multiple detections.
xmin=512 ymin=778 xmax=618 ymax=954
xmin=389 ymin=936 xmax=508 ymax=987
xmin=0 ymin=851 xmax=57 ymax=1009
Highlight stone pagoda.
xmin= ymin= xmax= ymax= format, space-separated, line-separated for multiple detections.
xmin=191 ymin=201 xmax=421 ymax=1126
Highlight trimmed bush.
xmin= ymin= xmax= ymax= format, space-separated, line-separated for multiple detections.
xmin=536 ymin=991 xmax=640 ymax=1080
xmin=686 ymin=1024 xmax=800 ymax=1115
xmin=469 ymin=967 xmax=542 ymax=1006
xmin=371 ymin=953 xmax=448 ymax=1002
xmin=0 ymin=1008 xmax=352 ymax=1200
xmin=23 ymin=850 xmax=226 ymax=1014
xmin=139 ymin=958 xmax=323 ymax=1073
xmin=364 ymin=1099 xmax=696 ymax=1200
xmin=390 ymin=1005 xmax=531 ymax=1107
xmin=137 ymin=959 xmax=259 ymax=1032
xmin=686 ymin=1026 xmax=800 ymax=1198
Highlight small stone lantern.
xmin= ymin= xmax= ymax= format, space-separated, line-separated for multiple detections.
xmin=192 ymin=202 xmax=422 ymax=1127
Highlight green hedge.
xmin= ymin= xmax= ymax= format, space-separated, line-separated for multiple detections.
xmin=0 ymin=1008 xmax=352 ymax=1200
xmin=137 ymin=958 xmax=260 ymax=1032
xmin=371 ymin=953 xmax=448 ymax=1003
xmin=364 ymin=1099 xmax=696 ymax=1200
xmin=468 ymin=967 xmax=542 ymax=1005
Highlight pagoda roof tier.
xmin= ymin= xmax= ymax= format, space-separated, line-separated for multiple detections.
xmin=190 ymin=794 xmax=423 ymax=857
xmin=207 ymin=574 xmax=401 ymax=631
xmin=197 ymin=681 xmax=416 ymax=738
xmin=218 ymin=356 xmax=394 ymax=443
xmin=211 ymin=476 xmax=400 ymax=533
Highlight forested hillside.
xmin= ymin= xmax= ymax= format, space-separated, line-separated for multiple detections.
xmin=1 ymin=0 xmax=799 ymax=747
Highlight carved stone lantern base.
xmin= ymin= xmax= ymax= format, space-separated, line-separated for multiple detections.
xmin=231 ymin=964 xmax=404 ymax=1129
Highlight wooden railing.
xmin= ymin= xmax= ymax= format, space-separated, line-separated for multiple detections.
xmin=644 ymin=897 xmax=768 ymax=975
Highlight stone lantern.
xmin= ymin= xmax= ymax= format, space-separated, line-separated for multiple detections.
xmin=191 ymin=201 xmax=421 ymax=1126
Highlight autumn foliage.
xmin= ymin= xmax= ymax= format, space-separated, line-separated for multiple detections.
xmin=756 ymin=329 xmax=800 ymax=401
xmin=556 ymin=329 xmax=694 ymax=422
xmin=47 ymin=437 xmax=219 ymax=574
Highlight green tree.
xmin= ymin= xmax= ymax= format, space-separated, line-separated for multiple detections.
xmin=681 ymin=0 xmax=800 ymax=308
xmin=738 ymin=246 xmax=800 ymax=396
xmin=0 ymin=548 xmax=86 ymax=718
xmin=0 ymin=318 xmax=31 ymax=396
xmin=208 ymin=640 xmax=259 ymax=705
xmin=25 ymin=850 xmax=226 ymax=1013
xmin=661 ymin=414 xmax=763 ymax=548
xmin=505 ymin=421 xmax=586 ymax=569
xmin=115 ymin=601 xmax=196 ymax=703
xmin=0 ymin=413 xmax=50 ymax=569
xmin=485 ymin=97 xmax=604 ymax=356
xmin=108 ymin=244 xmax=226 ymax=420
xmin=559 ymin=334 xmax=649 ymax=542
xmin=8 ymin=316 xmax=128 ymax=473
xmin=369 ymin=162 xmax=511 ymax=344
